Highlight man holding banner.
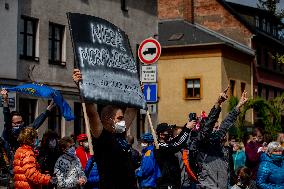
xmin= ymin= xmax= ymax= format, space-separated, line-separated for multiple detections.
xmin=73 ymin=69 xmax=138 ymax=189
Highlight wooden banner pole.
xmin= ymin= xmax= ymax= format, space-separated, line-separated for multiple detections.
xmin=146 ymin=110 xmax=159 ymax=149
xmin=82 ymin=102 xmax=94 ymax=155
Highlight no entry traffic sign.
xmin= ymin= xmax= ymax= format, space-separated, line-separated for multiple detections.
xmin=138 ymin=38 xmax=161 ymax=65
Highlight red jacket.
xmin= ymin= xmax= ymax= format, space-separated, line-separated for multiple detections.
xmin=76 ymin=146 xmax=91 ymax=169
xmin=13 ymin=145 xmax=51 ymax=189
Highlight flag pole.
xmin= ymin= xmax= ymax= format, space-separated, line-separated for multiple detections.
xmin=82 ymin=102 xmax=94 ymax=155
xmin=146 ymin=110 xmax=159 ymax=149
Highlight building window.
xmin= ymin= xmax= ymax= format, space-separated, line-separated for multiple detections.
xmin=19 ymin=98 xmax=37 ymax=125
xmin=265 ymin=85 xmax=270 ymax=100
xmin=185 ymin=78 xmax=201 ymax=99
xmin=74 ymin=102 xmax=85 ymax=136
xmin=264 ymin=49 xmax=269 ymax=67
xmin=241 ymin=82 xmax=246 ymax=93
xmin=230 ymin=80 xmax=236 ymax=96
xmin=267 ymin=22 xmax=271 ymax=33
xmin=274 ymin=88 xmax=278 ymax=97
xmin=258 ymin=83 xmax=262 ymax=97
xmin=255 ymin=16 xmax=259 ymax=28
xmin=273 ymin=26 xmax=277 ymax=36
xmin=48 ymin=100 xmax=62 ymax=135
xmin=262 ymin=19 xmax=266 ymax=31
xmin=49 ymin=23 xmax=65 ymax=65
xmin=256 ymin=47 xmax=262 ymax=65
xmin=19 ymin=16 xmax=38 ymax=61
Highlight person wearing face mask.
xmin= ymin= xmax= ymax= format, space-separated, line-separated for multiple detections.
xmin=54 ymin=137 xmax=87 ymax=189
xmin=136 ymin=133 xmax=161 ymax=189
xmin=13 ymin=128 xmax=52 ymax=188
xmin=245 ymin=127 xmax=266 ymax=180
xmin=38 ymin=130 xmax=60 ymax=189
xmin=256 ymin=141 xmax=284 ymax=189
xmin=1 ymin=89 xmax=55 ymax=152
xmin=72 ymin=69 xmax=138 ymax=189
xmin=76 ymin=134 xmax=92 ymax=169
xmin=155 ymin=121 xmax=196 ymax=189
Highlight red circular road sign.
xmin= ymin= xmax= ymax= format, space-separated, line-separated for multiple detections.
xmin=138 ymin=38 xmax=161 ymax=65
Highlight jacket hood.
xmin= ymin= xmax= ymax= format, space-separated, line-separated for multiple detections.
xmin=260 ymin=152 xmax=283 ymax=164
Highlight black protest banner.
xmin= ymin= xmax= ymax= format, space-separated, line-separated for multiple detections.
xmin=67 ymin=13 xmax=146 ymax=109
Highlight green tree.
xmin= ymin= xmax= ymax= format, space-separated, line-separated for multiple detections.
xmin=258 ymin=0 xmax=284 ymax=19
xmin=238 ymin=96 xmax=283 ymax=140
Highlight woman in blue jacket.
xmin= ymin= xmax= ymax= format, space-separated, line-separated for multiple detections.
xmin=256 ymin=141 xmax=284 ymax=189
xmin=232 ymin=142 xmax=246 ymax=172
xmin=136 ymin=133 xmax=161 ymax=189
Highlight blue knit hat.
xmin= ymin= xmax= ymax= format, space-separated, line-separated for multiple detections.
xmin=141 ymin=133 xmax=154 ymax=143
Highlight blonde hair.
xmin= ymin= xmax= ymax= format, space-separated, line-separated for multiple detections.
xmin=18 ymin=128 xmax=38 ymax=146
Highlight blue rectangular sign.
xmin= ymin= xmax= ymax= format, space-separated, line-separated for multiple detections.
xmin=143 ymin=83 xmax=158 ymax=103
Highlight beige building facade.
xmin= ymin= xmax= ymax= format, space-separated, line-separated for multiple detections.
xmin=158 ymin=20 xmax=254 ymax=126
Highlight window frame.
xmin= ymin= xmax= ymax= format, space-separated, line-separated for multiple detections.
xmin=19 ymin=98 xmax=37 ymax=126
xmin=255 ymin=16 xmax=259 ymax=28
xmin=184 ymin=78 xmax=202 ymax=100
xmin=19 ymin=15 xmax=39 ymax=61
xmin=48 ymin=22 xmax=66 ymax=66
xmin=48 ymin=100 xmax=62 ymax=135
xmin=230 ymin=79 xmax=236 ymax=97
xmin=241 ymin=82 xmax=246 ymax=93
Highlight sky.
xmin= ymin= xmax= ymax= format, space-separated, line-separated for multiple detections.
xmin=226 ymin=0 xmax=284 ymax=10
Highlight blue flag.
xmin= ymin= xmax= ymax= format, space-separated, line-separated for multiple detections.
xmin=6 ymin=83 xmax=75 ymax=121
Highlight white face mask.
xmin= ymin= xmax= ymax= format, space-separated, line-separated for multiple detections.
xmin=141 ymin=143 xmax=148 ymax=148
xmin=83 ymin=142 xmax=89 ymax=149
xmin=113 ymin=120 xmax=126 ymax=133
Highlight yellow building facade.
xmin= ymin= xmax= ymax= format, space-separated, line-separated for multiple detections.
xmin=157 ymin=46 xmax=253 ymax=126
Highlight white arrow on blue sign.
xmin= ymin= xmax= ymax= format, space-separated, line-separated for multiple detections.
xmin=143 ymin=83 xmax=158 ymax=103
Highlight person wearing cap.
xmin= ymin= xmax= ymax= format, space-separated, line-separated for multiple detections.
xmin=136 ymin=133 xmax=161 ymax=189
xmin=76 ymin=134 xmax=92 ymax=169
xmin=155 ymin=120 xmax=196 ymax=189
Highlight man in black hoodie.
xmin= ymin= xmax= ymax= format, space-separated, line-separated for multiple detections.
xmin=155 ymin=121 xmax=195 ymax=189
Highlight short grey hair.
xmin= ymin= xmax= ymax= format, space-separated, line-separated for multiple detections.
xmin=266 ymin=142 xmax=282 ymax=155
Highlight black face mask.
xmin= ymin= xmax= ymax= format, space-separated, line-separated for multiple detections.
xmin=11 ymin=123 xmax=25 ymax=136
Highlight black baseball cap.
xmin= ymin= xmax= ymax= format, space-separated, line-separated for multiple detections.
xmin=156 ymin=123 xmax=173 ymax=134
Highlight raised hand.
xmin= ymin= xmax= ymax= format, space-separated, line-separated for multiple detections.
xmin=215 ymin=86 xmax=229 ymax=107
xmin=1 ymin=89 xmax=8 ymax=102
xmin=46 ymin=100 xmax=56 ymax=111
xmin=236 ymin=91 xmax=248 ymax=110
xmin=72 ymin=69 xmax=82 ymax=87
xmin=186 ymin=120 xmax=197 ymax=129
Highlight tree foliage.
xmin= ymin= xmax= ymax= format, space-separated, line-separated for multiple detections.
xmin=237 ymin=95 xmax=284 ymax=140
xmin=257 ymin=0 xmax=284 ymax=20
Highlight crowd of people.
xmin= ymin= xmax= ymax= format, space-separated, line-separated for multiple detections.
xmin=0 ymin=69 xmax=283 ymax=189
